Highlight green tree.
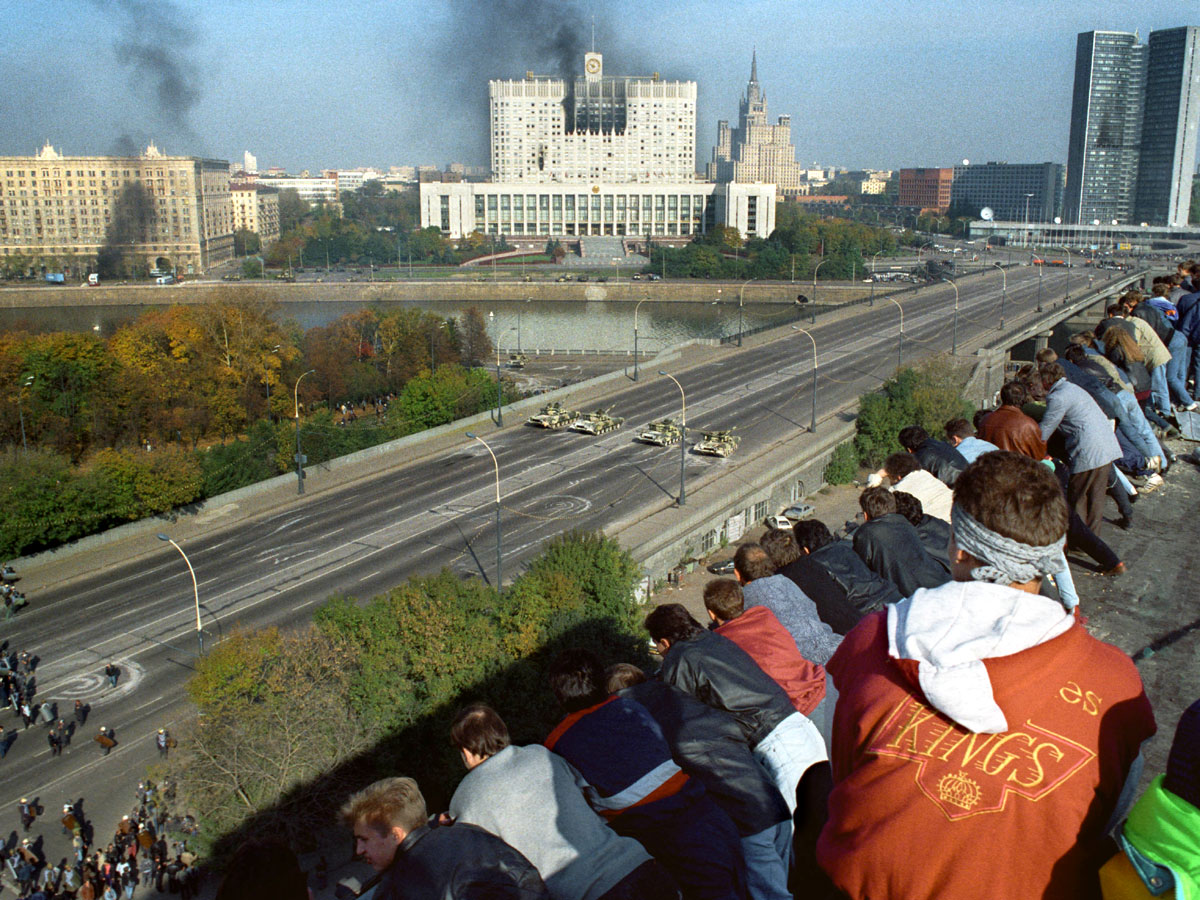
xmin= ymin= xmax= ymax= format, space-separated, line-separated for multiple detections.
xmin=233 ymin=229 xmax=262 ymax=257
xmin=276 ymin=189 xmax=309 ymax=234
xmin=853 ymin=356 xmax=974 ymax=467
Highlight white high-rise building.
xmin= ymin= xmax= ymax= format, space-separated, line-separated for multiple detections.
xmin=489 ymin=52 xmax=697 ymax=184
xmin=421 ymin=52 xmax=774 ymax=240
xmin=243 ymin=150 xmax=258 ymax=175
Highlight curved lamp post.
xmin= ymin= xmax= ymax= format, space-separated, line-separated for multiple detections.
xmin=737 ymin=278 xmax=756 ymax=346
xmin=992 ymin=263 xmax=1007 ymax=329
xmin=466 ymin=432 xmax=502 ymax=589
xmin=156 ymin=533 xmax=203 ymax=655
xmin=633 ymin=297 xmax=649 ymax=381
xmin=870 ymin=251 xmax=884 ymax=306
xmin=17 ymin=375 xmax=34 ymax=454
xmin=294 ymin=368 xmax=315 ymax=494
xmin=658 ymin=371 xmax=687 ymax=506
xmin=886 ymin=296 xmax=905 ymax=371
xmin=790 ymin=326 xmax=818 ymax=433
xmin=812 ymin=258 xmax=828 ymax=309
xmin=943 ymin=276 xmax=959 ymax=354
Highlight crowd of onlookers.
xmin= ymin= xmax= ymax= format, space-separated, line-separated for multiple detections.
xmin=211 ymin=262 xmax=1200 ymax=899
xmin=3 ymin=779 xmax=201 ymax=899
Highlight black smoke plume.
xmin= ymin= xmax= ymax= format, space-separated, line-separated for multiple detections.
xmin=95 ymin=0 xmax=202 ymax=140
xmin=97 ymin=182 xmax=156 ymax=278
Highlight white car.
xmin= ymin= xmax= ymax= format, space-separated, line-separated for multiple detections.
xmin=764 ymin=515 xmax=793 ymax=531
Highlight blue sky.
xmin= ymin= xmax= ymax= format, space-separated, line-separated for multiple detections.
xmin=0 ymin=0 xmax=1195 ymax=173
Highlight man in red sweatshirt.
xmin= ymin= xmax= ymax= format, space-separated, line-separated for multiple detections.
xmin=816 ymin=451 xmax=1155 ymax=900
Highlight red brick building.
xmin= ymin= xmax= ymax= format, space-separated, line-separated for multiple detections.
xmin=898 ymin=168 xmax=954 ymax=212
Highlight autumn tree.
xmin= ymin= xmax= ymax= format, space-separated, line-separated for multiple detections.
xmin=174 ymin=627 xmax=376 ymax=851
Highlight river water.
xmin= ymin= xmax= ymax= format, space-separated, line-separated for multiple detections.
xmin=0 ymin=298 xmax=797 ymax=353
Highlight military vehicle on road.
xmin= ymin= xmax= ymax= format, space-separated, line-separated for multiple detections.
xmin=572 ymin=408 xmax=625 ymax=435
xmin=693 ymin=429 xmax=740 ymax=458
xmin=526 ymin=401 xmax=580 ymax=429
xmin=637 ymin=419 xmax=684 ymax=446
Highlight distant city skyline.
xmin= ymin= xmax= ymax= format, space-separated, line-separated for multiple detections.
xmin=1 ymin=0 xmax=1196 ymax=173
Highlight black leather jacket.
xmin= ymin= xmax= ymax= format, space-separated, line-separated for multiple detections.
xmin=658 ymin=629 xmax=795 ymax=748
xmin=619 ymin=680 xmax=789 ymax=837
xmin=853 ymin=513 xmax=951 ymax=598
xmin=809 ymin=540 xmax=903 ymax=626
xmin=375 ymin=822 xmax=548 ymax=900
xmin=914 ymin=439 xmax=968 ymax=487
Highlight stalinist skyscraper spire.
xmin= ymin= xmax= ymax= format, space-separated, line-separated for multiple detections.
xmin=708 ymin=52 xmax=805 ymax=196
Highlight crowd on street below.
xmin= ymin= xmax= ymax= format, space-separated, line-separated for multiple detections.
xmin=59 ymin=264 xmax=1200 ymax=899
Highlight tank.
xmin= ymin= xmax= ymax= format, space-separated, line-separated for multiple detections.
xmin=526 ymin=401 xmax=580 ymax=429
xmin=572 ymin=407 xmax=625 ymax=435
xmin=692 ymin=429 xmax=740 ymax=458
xmin=637 ymin=418 xmax=684 ymax=446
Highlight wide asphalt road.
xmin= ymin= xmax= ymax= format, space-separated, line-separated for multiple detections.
xmin=1 ymin=265 xmax=1083 ymax=869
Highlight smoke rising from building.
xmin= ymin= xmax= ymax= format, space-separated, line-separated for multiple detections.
xmin=432 ymin=0 xmax=618 ymax=164
xmin=95 ymin=0 xmax=202 ymax=141
xmin=97 ymin=182 xmax=156 ymax=277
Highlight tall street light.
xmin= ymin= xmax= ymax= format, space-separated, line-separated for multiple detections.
xmin=992 ymin=263 xmax=1007 ymax=329
xmin=633 ymin=297 xmax=649 ymax=381
xmin=812 ymin=258 xmax=828 ymax=310
xmin=886 ymin=297 xmax=905 ymax=371
xmin=264 ymin=344 xmax=281 ymax=412
xmin=870 ymin=251 xmax=884 ymax=306
xmin=943 ymin=277 xmax=959 ymax=354
xmin=658 ymin=370 xmax=687 ymax=506
xmin=17 ymin=375 xmax=33 ymax=454
xmin=466 ymin=432 xmax=502 ymax=589
xmin=489 ymin=311 xmax=504 ymax=427
xmin=156 ymin=533 xmax=203 ymax=655
xmin=790 ymin=326 xmax=818 ymax=433
xmin=293 ymin=368 xmax=315 ymax=495
xmin=737 ymin=278 xmax=756 ymax=346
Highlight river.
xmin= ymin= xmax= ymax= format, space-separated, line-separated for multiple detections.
xmin=0 ymin=298 xmax=799 ymax=353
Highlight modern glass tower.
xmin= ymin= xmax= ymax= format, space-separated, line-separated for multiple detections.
xmin=1133 ymin=26 xmax=1200 ymax=227
xmin=1065 ymin=31 xmax=1148 ymax=225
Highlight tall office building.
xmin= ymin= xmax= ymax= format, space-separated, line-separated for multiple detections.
xmin=489 ymin=52 xmax=696 ymax=184
xmin=1133 ymin=26 xmax=1200 ymax=226
xmin=0 ymin=142 xmax=233 ymax=275
xmin=1064 ymin=31 xmax=1147 ymax=225
xmin=950 ymin=162 xmax=1065 ymax=222
xmin=708 ymin=53 xmax=807 ymax=195
xmin=421 ymin=52 xmax=775 ymax=240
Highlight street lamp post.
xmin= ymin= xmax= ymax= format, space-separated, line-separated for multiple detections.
xmin=256 ymin=255 xmax=265 ymax=280
xmin=293 ymin=368 xmax=315 ymax=495
xmin=156 ymin=533 xmax=203 ymax=655
xmin=992 ymin=263 xmax=1007 ymax=329
xmin=658 ymin=371 xmax=687 ymax=506
xmin=1024 ymin=194 xmax=1034 ymax=247
xmin=870 ymin=251 xmax=884 ymax=306
xmin=465 ymin=432 xmax=502 ymax=589
xmin=17 ymin=375 xmax=33 ymax=454
xmin=633 ymin=297 xmax=649 ymax=381
xmin=489 ymin=311 xmax=503 ymax=426
xmin=264 ymin=344 xmax=281 ymax=412
xmin=812 ymin=258 xmax=828 ymax=309
xmin=790 ymin=327 xmax=818 ymax=433
xmin=1036 ymin=259 xmax=1044 ymax=313
xmin=943 ymin=277 xmax=959 ymax=354
xmin=737 ymin=278 xmax=756 ymax=346
xmin=886 ymin=297 xmax=905 ymax=371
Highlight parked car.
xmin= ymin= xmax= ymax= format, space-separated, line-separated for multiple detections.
xmin=781 ymin=502 xmax=815 ymax=522
xmin=707 ymin=559 xmax=736 ymax=576
xmin=764 ymin=515 xmax=793 ymax=531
